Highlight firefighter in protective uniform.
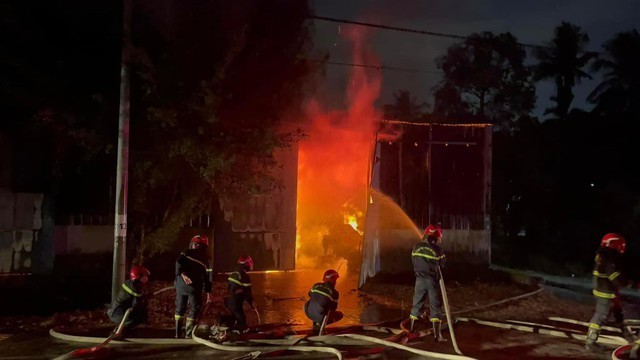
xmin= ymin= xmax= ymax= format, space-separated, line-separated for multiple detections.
xmin=107 ymin=265 xmax=150 ymax=336
xmin=304 ymin=269 xmax=343 ymax=332
xmin=410 ymin=224 xmax=447 ymax=342
xmin=220 ymin=256 xmax=255 ymax=331
xmin=174 ymin=235 xmax=213 ymax=338
xmin=585 ymin=233 xmax=628 ymax=351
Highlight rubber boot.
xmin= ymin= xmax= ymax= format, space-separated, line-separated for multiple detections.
xmin=433 ymin=321 xmax=447 ymax=342
xmin=630 ymin=342 xmax=640 ymax=359
xmin=617 ymin=323 xmax=634 ymax=341
xmin=312 ymin=322 xmax=321 ymax=335
xmin=584 ymin=328 xmax=599 ymax=351
xmin=175 ymin=319 xmax=183 ymax=339
xmin=185 ymin=319 xmax=195 ymax=338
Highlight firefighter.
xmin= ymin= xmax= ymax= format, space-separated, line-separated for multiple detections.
xmin=220 ymin=256 xmax=255 ymax=332
xmin=585 ymin=233 xmax=628 ymax=351
xmin=410 ymin=224 xmax=447 ymax=342
xmin=107 ymin=265 xmax=150 ymax=337
xmin=304 ymin=269 xmax=343 ymax=332
xmin=175 ymin=235 xmax=213 ymax=338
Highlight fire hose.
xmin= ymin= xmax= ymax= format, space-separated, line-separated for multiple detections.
xmin=457 ymin=317 xmax=627 ymax=346
xmin=191 ymin=303 xmax=345 ymax=359
xmin=336 ymin=333 xmax=477 ymax=360
xmin=439 ymin=266 xmax=463 ymax=355
xmin=51 ymin=308 xmax=133 ymax=360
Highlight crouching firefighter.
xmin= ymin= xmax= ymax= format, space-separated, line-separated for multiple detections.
xmin=107 ymin=265 xmax=151 ymax=337
xmin=175 ymin=235 xmax=213 ymax=338
xmin=220 ymin=256 xmax=255 ymax=332
xmin=585 ymin=233 xmax=628 ymax=351
xmin=304 ymin=269 xmax=343 ymax=333
xmin=410 ymin=224 xmax=447 ymax=342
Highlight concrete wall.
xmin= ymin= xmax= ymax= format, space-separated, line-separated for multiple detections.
xmin=0 ymin=188 xmax=44 ymax=273
xmin=54 ymin=225 xmax=113 ymax=254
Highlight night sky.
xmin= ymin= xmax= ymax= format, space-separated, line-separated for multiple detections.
xmin=311 ymin=0 xmax=640 ymax=118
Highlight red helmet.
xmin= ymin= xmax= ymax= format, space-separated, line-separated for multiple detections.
xmin=190 ymin=235 xmax=209 ymax=249
xmin=423 ymin=224 xmax=443 ymax=239
xmin=601 ymin=233 xmax=626 ymax=254
xmin=238 ymin=256 xmax=254 ymax=271
xmin=323 ymin=269 xmax=340 ymax=283
xmin=129 ymin=265 xmax=150 ymax=280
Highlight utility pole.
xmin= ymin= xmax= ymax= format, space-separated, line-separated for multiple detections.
xmin=112 ymin=0 xmax=131 ymax=302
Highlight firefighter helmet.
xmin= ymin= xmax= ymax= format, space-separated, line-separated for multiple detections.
xmin=601 ymin=233 xmax=626 ymax=254
xmin=423 ymin=224 xmax=443 ymax=239
xmin=129 ymin=265 xmax=150 ymax=281
xmin=323 ymin=269 xmax=340 ymax=283
xmin=190 ymin=235 xmax=209 ymax=249
xmin=238 ymin=256 xmax=254 ymax=271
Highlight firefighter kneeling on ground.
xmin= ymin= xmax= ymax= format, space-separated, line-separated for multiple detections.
xmin=410 ymin=224 xmax=447 ymax=342
xmin=220 ymin=256 xmax=255 ymax=332
xmin=304 ymin=269 xmax=343 ymax=333
xmin=174 ymin=235 xmax=213 ymax=338
xmin=585 ymin=233 xmax=631 ymax=351
xmin=107 ymin=265 xmax=151 ymax=338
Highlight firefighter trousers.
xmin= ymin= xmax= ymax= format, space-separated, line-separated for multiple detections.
xmin=411 ymin=276 xmax=443 ymax=322
xmin=175 ymin=285 xmax=203 ymax=322
xmin=222 ymin=294 xmax=247 ymax=330
xmin=589 ymin=296 xmax=623 ymax=329
xmin=108 ymin=308 xmax=147 ymax=330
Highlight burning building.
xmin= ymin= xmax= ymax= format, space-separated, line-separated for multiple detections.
xmin=360 ymin=121 xmax=493 ymax=286
xmin=211 ymin=26 xmax=492 ymax=278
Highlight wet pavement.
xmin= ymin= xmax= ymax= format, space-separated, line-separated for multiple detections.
xmin=0 ymin=269 xmax=625 ymax=359
xmin=253 ymin=267 xmax=401 ymax=326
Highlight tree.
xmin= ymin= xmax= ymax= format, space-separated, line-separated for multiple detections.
xmin=433 ymin=32 xmax=536 ymax=130
xmin=533 ymin=22 xmax=597 ymax=120
xmin=382 ymin=90 xmax=428 ymax=121
xmin=588 ymin=30 xmax=640 ymax=116
xmin=128 ymin=0 xmax=316 ymax=258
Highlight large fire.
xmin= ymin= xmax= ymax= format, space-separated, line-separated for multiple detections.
xmin=296 ymin=27 xmax=381 ymax=269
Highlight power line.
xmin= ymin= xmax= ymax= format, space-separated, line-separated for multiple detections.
xmin=311 ymin=15 xmax=546 ymax=50
xmin=325 ymin=60 xmax=418 ymax=73
xmin=306 ymin=58 xmax=442 ymax=75
xmin=318 ymin=60 xmax=442 ymax=76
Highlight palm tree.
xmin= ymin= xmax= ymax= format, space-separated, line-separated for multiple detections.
xmin=588 ymin=30 xmax=640 ymax=116
xmin=533 ymin=22 xmax=597 ymax=120
xmin=382 ymin=90 xmax=428 ymax=121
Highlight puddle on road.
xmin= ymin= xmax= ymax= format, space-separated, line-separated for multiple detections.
xmin=250 ymin=269 xmax=401 ymax=327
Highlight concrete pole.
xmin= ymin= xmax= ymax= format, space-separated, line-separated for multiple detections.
xmin=112 ymin=0 xmax=131 ymax=302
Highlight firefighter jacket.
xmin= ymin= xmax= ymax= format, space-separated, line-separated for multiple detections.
xmin=592 ymin=247 xmax=626 ymax=299
xmin=175 ymin=248 xmax=212 ymax=293
xmin=412 ymin=237 xmax=446 ymax=279
xmin=108 ymin=279 xmax=147 ymax=318
xmin=306 ymin=281 xmax=339 ymax=318
xmin=227 ymin=265 xmax=253 ymax=305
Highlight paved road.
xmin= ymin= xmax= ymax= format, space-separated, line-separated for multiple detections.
xmin=0 ymin=269 xmax=626 ymax=359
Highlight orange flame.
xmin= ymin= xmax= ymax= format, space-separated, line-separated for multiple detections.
xmin=295 ymin=26 xmax=380 ymax=268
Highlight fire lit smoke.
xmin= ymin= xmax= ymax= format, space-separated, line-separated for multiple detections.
xmin=296 ymin=27 xmax=381 ymax=270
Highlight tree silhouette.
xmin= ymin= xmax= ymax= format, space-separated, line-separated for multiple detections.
xmin=533 ymin=22 xmax=597 ymax=120
xmin=434 ymin=32 xmax=535 ymax=130
xmin=588 ymin=29 xmax=640 ymax=116
xmin=382 ymin=89 xmax=428 ymax=121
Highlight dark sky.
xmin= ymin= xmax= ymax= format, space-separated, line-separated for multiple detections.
xmin=311 ymin=0 xmax=640 ymax=118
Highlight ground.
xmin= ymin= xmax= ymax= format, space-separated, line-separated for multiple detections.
xmin=0 ymin=266 xmax=633 ymax=359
